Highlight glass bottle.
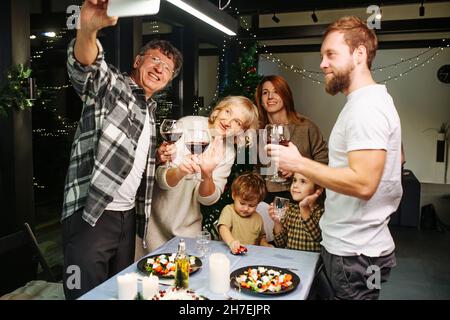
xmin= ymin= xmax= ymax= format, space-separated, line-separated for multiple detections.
xmin=174 ymin=238 xmax=190 ymax=289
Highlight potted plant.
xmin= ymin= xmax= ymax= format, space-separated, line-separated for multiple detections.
xmin=0 ymin=64 xmax=36 ymax=119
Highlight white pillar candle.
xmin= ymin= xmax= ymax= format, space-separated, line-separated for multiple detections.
xmin=117 ymin=273 xmax=138 ymax=300
xmin=208 ymin=252 xmax=230 ymax=294
xmin=142 ymin=275 xmax=159 ymax=300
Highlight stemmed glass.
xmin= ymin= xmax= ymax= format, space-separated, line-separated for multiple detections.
xmin=184 ymin=129 xmax=211 ymax=181
xmin=160 ymin=119 xmax=183 ymax=167
xmin=264 ymin=124 xmax=290 ymax=183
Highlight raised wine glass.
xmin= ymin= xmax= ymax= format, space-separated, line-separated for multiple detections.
xmin=184 ymin=129 xmax=211 ymax=181
xmin=160 ymin=119 xmax=183 ymax=168
xmin=264 ymin=124 xmax=290 ymax=183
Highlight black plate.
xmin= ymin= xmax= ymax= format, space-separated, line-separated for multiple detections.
xmin=137 ymin=253 xmax=202 ymax=278
xmin=230 ymin=265 xmax=300 ymax=296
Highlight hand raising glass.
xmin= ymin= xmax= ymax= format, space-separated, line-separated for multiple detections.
xmin=264 ymin=124 xmax=290 ymax=183
xmin=160 ymin=119 xmax=183 ymax=167
xmin=184 ymin=129 xmax=211 ymax=181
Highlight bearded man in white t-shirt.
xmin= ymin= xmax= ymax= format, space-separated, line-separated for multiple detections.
xmin=267 ymin=16 xmax=402 ymax=300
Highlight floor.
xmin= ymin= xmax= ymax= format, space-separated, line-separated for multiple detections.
xmin=35 ymin=222 xmax=450 ymax=299
xmin=380 ymin=226 xmax=450 ymax=300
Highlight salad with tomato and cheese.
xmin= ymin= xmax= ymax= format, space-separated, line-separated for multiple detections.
xmin=235 ymin=266 xmax=294 ymax=293
xmin=144 ymin=253 xmax=197 ymax=277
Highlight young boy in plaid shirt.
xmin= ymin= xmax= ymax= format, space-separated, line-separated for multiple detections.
xmin=269 ymin=172 xmax=324 ymax=252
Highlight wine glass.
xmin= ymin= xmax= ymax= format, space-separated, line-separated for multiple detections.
xmin=160 ymin=119 xmax=183 ymax=167
xmin=184 ymin=129 xmax=211 ymax=181
xmin=264 ymin=124 xmax=290 ymax=183
xmin=274 ymin=196 xmax=290 ymax=222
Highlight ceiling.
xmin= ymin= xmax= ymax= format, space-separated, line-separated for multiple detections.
xmin=208 ymin=0 xmax=450 ymax=15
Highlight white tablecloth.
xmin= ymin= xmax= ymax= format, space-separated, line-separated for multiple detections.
xmin=79 ymin=236 xmax=320 ymax=300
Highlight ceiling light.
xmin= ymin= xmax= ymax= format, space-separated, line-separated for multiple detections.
xmin=166 ymin=0 xmax=237 ymax=36
xmin=311 ymin=9 xmax=318 ymax=23
xmin=272 ymin=13 xmax=280 ymax=23
xmin=30 ymin=35 xmax=36 ymax=39
xmin=43 ymin=31 xmax=56 ymax=38
xmin=419 ymin=1 xmax=425 ymax=16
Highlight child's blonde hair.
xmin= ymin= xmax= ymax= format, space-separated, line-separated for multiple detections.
xmin=231 ymin=172 xmax=267 ymax=203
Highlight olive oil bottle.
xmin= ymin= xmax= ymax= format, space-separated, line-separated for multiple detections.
xmin=174 ymin=239 xmax=190 ymax=289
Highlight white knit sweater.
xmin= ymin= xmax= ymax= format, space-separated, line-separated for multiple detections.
xmin=143 ymin=116 xmax=235 ymax=253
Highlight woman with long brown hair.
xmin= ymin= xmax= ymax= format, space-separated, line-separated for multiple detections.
xmin=255 ymin=75 xmax=328 ymax=202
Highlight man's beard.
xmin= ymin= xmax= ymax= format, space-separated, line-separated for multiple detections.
xmin=324 ymin=63 xmax=354 ymax=96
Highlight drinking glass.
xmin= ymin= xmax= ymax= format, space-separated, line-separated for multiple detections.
xmin=160 ymin=119 xmax=183 ymax=167
xmin=196 ymin=230 xmax=211 ymax=258
xmin=264 ymin=124 xmax=290 ymax=183
xmin=184 ymin=129 xmax=211 ymax=181
xmin=274 ymin=196 xmax=290 ymax=221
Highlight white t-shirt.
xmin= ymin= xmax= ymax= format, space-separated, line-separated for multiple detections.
xmin=106 ymin=109 xmax=150 ymax=211
xmin=320 ymin=84 xmax=402 ymax=257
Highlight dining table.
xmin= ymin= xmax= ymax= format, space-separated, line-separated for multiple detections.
xmin=79 ymin=236 xmax=320 ymax=300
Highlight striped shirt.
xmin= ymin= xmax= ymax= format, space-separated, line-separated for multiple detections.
xmin=273 ymin=203 xmax=324 ymax=252
xmin=63 ymin=39 xmax=157 ymax=246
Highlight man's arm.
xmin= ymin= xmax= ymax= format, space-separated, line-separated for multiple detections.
xmin=74 ymin=0 xmax=118 ymax=65
xmin=74 ymin=30 xmax=99 ymax=66
xmin=298 ymin=149 xmax=386 ymax=200
xmin=268 ymin=143 xmax=386 ymax=201
xmin=218 ymin=225 xmax=240 ymax=254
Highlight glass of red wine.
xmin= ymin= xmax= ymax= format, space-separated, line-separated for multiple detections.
xmin=160 ymin=119 xmax=183 ymax=167
xmin=264 ymin=124 xmax=290 ymax=183
xmin=184 ymin=129 xmax=211 ymax=181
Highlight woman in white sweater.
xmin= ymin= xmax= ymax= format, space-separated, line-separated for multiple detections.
xmin=140 ymin=96 xmax=259 ymax=254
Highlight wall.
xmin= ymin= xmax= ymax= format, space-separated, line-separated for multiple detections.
xmin=199 ymin=55 xmax=219 ymax=108
xmin=258 ymin=47 xmax=450 ymax=184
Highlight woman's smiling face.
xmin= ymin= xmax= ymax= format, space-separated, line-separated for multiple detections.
xmin=212 ymin=105 xmax=248 ymax=137
xmin=261 ymin=81 xmax=285 ymax=115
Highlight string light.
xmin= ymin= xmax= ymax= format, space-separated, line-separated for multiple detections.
xmin=33 ymin=177 xmax=46 ymax=190
xmin=41 ymin=84 xmax=71 ymax=90
xmin=377 ymin=47 xmax=445 ymax=83
xmin=210 ymin=37 xmax=229 ymax=107
xmin=31 ymin=28 xmax=77 ymax=137
xmin=223 ymin=7 xmax=449 ymax=85
xmin=225 ymin=7 xmax=449 ymax=85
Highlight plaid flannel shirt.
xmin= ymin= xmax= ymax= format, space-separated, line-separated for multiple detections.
xmin=274 ymin=203 xmax=324 ymax=252
xmin=63 ymin=38 xmax=157 ymax=247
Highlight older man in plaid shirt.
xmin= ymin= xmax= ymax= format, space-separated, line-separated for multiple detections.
xmin=62 ymin=0 xmax=183 ymax=299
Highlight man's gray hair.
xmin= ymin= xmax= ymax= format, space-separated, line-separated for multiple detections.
xmin=138 ymin=39 xmax=183 ymax=78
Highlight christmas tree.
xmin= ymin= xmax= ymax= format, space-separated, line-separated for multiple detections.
xmin=201 ymin=41 xmax=262 ymax=239
xmin=220 ymin=41 xmax=262 ymax=101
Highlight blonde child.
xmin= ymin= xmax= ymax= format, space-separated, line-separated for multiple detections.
xmin=269 ymin=172 xmax=324 ymax=252
xmin=218 ymin=173 xmax=272 ymax=253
